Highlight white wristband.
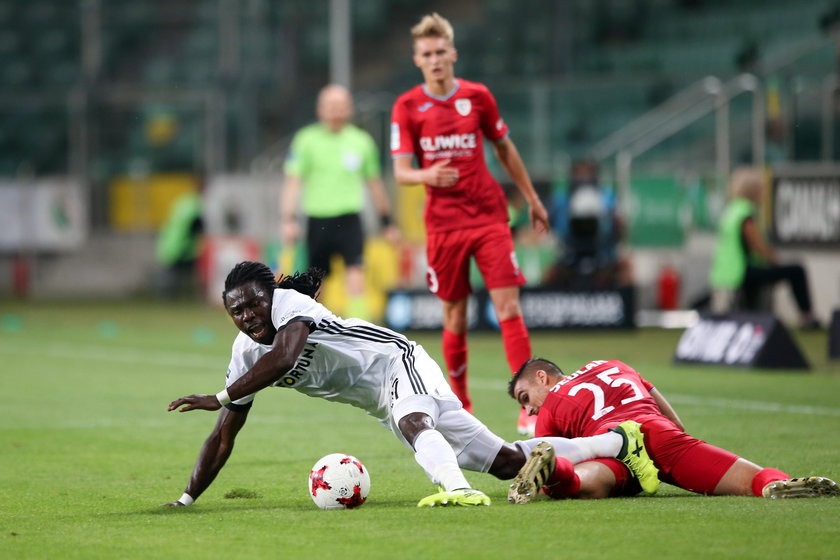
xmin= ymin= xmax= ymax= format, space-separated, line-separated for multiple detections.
xmin=178 ymin=492 xmax=194 ymax=506
xmin=216 ymin=389 xmax=232 ymax=406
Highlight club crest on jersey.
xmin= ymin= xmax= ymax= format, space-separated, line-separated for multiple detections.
xmin=455 ymin=98 xmax=471 ymax=116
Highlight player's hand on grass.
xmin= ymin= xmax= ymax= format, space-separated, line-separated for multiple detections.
xmin=168 ymin=394 xmax=222 ymax=412
xmin=425 ymin=159 xmax=459 ymax=187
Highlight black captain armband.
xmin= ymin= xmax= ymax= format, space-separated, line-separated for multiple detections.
xmin=225 ymin=401 xmax=253 ymax=412
xmin=379 ymin=214 xmax=393 ymax=229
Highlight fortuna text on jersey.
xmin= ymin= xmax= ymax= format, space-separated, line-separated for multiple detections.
xmin=277 ymin=342 xmax=320 ymax=386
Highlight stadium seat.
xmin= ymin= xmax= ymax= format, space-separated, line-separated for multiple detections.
xmin=35 ymin=27 xmax=76 ymax=54
xmin=143 ymin=59 xmax=179 ymax=87
xmin=0 ymin=30 xmax=22 ymax=59
xmin=184 ymin=58 xmax=217 ymax=87
xmin=353 ymin=0 xmax=388 ymax=37
xmin=192 ymin=0 xmax=219 ymax=24
xmin=40 ymin=59 xmax=80 ymax=88
xmin=185 ymin=27 xmax=217 ymax=60
xmin=20 ymin=0 xmax=65 ymax=26
xmin=0 ymin=60 xmax=34 ymax=88
xmin=301 ymin=23 xmax=329 ymax=67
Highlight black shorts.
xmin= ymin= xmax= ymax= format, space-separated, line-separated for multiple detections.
xmin=306 ymin=213 xmax=364 ymax=274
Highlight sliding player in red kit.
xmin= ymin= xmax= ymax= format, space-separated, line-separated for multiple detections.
xmin=507 ymin=358 xmax=839 ymax=501
xmin=391 ymin=13 xmax=549 ymax=435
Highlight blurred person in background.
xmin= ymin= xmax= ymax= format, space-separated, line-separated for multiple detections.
xmin=543 ymin=160 xmax=631 ymax=290
xmin=281 ymin=84 xmax=398 ymax=322
xmin=155 ymin=186 xmax=204 ymax=299
xmin=709 ymin=167 xmax=820 ymax=328
xmin=390 ymin=13 xmax=550 ymax=435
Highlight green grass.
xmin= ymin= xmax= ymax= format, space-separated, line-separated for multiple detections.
xmin=1 ymin=300 xmax=839 ymax=559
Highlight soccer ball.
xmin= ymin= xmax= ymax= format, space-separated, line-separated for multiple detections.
xmin=308 ymin=453 xmax=371 ymax=510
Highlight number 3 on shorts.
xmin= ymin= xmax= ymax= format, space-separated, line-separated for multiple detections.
xmin=427 ymin=266 xmax=439 ymax=294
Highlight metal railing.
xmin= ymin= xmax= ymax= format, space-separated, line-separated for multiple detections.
xmin=588 ymin=74 xmax=766 ymax=205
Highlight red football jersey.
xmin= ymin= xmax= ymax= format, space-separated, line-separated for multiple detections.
xmin=391 ymin=79 xmax=510 ymax=233
xmin=536 ymin=360 xmax=662 ymax=438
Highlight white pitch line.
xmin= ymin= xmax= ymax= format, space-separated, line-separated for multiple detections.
xmin=467 ymin=379 xmax=840 ymax=417
xmin=0 ymin=341 xmax=224 ymax=370
xmin=664 ymin=394 xmax=840 ymax=417
xmin=4 ymin=342 xmax=840 ymax=418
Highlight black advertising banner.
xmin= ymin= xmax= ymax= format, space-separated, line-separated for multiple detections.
xmin=384 ymin=287 xmax=635 ymax=331
xmin=514 ymin=287 xmax=635 ymax=329
xmin=674 ymin=312 xmax=809 ymax=370
xmin=830 ymin=310 xmax=840 ymax=360
xmin=770 ymin=166 xmax=840 ymax=247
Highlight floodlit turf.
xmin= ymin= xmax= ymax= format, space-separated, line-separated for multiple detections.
xmin=1 ymin=299 xmax=839 ymax=559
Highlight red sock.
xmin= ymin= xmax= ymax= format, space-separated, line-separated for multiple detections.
xmin=543 ymin=457 xmax=581 ymax=499
xmin=499 ymin=315 xmax=532 ymax=374
xmin=751 ymin=467 xmax=790 ymax=497
xmin=442 ymin=329 xmax=471 ymax=412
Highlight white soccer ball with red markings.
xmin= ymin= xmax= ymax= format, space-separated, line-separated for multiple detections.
xmin=308 ymin=453 xmax=371 ymax=510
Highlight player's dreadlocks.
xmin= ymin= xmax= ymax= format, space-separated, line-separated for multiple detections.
xmin=223 ymin=261 xmax=277 ymax=304
xmin=276 ymin=268 xmax=326 ymax=299
xmin=222 ymin=261 xmax=326 ymax=304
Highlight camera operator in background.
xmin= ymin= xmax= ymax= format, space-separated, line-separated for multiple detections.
xmin=544 ymin=160 xmax=632 ymax=290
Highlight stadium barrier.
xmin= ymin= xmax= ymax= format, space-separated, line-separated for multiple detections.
xmin=383 ymin=287 xmax=636 ymax=331
xmin=770 ymin=164 xmax=840 ymax=247
xmin=830 ymin=309 xmax=840 ymax=360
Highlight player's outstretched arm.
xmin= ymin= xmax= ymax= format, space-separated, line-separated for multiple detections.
xmin=280 ymin=174 xmax=302 ymax=246
xmin=161 ymin=406 xmax=250 ymax=506
xmin=492 ymin=137 xmax=549 ymax=232
xmin=168 ymin=321 xmax=311 ymax=417
xmin=650 ymin=388 xmax=685 ymax=431
xmin=223 ymin=321 xmax=310 ymax=400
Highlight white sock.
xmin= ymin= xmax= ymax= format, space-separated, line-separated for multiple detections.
xmin=413 ymin=429 xmax=471 ymax=492
xmin=516 ymin=432 xmax=623 ymax=464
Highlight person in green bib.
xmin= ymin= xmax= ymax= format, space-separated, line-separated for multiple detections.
xmin=709 ymin=167 xmax=819 ymax=328
xmin=155 ymin=189 xmax=204 ymax=299
xmin=280 ymin=84 xmax=398 ymax=321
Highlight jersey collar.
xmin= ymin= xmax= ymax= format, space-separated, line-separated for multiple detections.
xmin=422 ymin=79 xmax=460 ymax=101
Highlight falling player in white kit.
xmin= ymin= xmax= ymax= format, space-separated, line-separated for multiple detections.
xmin=163 ymin=262 xmax=659 ymax=508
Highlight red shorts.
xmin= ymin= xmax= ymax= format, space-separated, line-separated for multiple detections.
xmin=588 ymin=458 xmax=642 ymax=497
xmin=426 ymin=222 xmax=526 ymax=301
xmin=638 ymin=416 xmax=740 ymax=495
xmin=542 ymin=458 xmax=640 ymax=499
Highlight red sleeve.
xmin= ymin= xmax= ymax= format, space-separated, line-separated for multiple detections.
xmin=535 ymin=394 xmax=574 ymax=438
xmin=478 ymin=86 xmax=508 ymax=143
xmin=623 ymin=362 xmax=654 ymax=392
xmin=390 ymin=98 xmax=415 ymax=159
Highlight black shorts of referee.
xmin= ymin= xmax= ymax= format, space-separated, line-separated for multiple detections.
xmin=306 ymin=213 xmax=364 ymax=274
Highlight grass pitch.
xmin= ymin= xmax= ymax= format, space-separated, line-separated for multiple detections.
xmin=1 ymin=300 xmax=839 ymax=559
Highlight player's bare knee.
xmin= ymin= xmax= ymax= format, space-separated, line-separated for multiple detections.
xmin=398 ymin=412 xmax=435 ymax=448
xmin=495 ymin=302 xmax=522 ymax=322
xmin=441 ymin=300 xmax=468 ymax=333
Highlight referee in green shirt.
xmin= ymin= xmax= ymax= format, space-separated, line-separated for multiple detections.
xmin=281 ymin=84 xmax=397 ymax=320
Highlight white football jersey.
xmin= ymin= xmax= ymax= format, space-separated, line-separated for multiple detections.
xmin=225 ymin=288 xmax=427 ymax=421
